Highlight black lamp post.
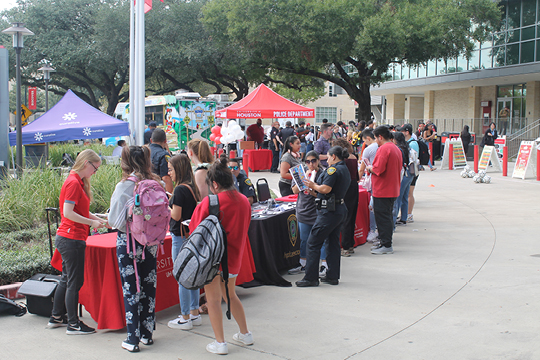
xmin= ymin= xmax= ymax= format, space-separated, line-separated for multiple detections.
xmin=2 ymin=22 xmax=34 ymax=177
xmin=38 ymin=63 xmax=55 ymax=112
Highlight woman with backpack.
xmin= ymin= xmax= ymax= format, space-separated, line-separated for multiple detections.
xmin=166 ymin=154 xmax=203 ymax=331
xmin=392 ymin=132 xmax=414 ymax=226
xmin=187 ymin=139 xmax=215 ymax=198
xmin=49 ymin=149 xmax=106 ymax=334
xmin=188 ymin=157 xmax=253 ymax=355
xmin=108 ymin=146 xmax=166 ymax=352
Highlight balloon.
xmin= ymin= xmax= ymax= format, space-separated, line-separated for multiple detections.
xmin=221 ymin=126 xmax=230 ymax=136
xmin=211 ymin=126 xmax=221 ymax=135
xmin=215 ymin=136 xmax=221 ymax=144
xmin=228 ymin=120 xmax=237 ymax=127
xmin=210 ymin=134 xmax=217 ymax=142
xmin=235 ymin=130 xmax=244 ymax=140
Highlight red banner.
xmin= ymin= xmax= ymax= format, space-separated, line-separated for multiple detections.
xmin=28 ymin=87 xmax=37 ymax=110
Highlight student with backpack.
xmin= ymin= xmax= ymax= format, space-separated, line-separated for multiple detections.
xmin=188 ymin=157 xmax=253 ymax=355
xmin=167 ymin=154 xmax=202 ymax=331
xmin=391 ymin=132 xmax=414 ymax=226
xmin=399 ymin=124 xmax=420 ymax=223
xmin=108 ymin=146 xmax=170 ymax=352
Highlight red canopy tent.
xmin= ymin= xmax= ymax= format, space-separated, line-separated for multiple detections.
xmin=215 ymin=83 xmax=315 ymax=119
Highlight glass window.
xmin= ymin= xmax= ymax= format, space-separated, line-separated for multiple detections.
xmin=537 ymin=40 xmax=540 ymax=62
xmin=417 ymin=63 xmax=427 ymax=78
xmin=480 ymin=34 xmax=493 ymax=49
xmin=437 ymin=58 xmax=447 ymax=75
xmin=522 ymin=26 xmax=535 ymax=41
xmin=402 ymin=63 xmax=409 ymax=80
xmin=409 ymin=65 xmax=418 ymax=79
xmin=514 ymin=84 xmax=525 ymax=97
xmin=498 ymin=85 xmax=513 ymax=97
xmin=522 ymin=0 xmax=536 ymax=26
xmin=469 ymin=50 xmax=480 ymax=70
xmin=446 ymin=58 xmax=456 ymax=73
xmin=493 ymin=31 xmax=507 ymax=46
xmin=506 ymin=43 xmax=519 ymax=65
xmin=427 ymin=60 xmax=437 ymax=77
xmin=480 ymin=48 xmax=493 ymax=69
xmin=507 ymin=29 xmax=519 ymax=43
xmin=507 ymin=1 xmax=521 ymax=29
xmin=521 ymin=40 xmax=535 ymax=63
xmin=316 ymin=107 xmax=337 ymax=123
xmin=457 ymin=54 xmax=468 ymax=71
xmin=493 ymin=46 xmax=506 ymax=67
xmin=394 ymin=63 xmax=401 ymax=80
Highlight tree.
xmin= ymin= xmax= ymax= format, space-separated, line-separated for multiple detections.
xmin=202 ymin=0 xmax=500 ymax=120
xmin=1 ymin=0 xmax=131 ymax=115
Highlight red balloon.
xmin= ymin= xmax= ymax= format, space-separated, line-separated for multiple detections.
xmin=210 ymin=133 xmax=217 ymax=142
xmin=211 ymin=126 xmax=221 ymax=135
xmin=215 ymin=136 xmax=221 ymax=144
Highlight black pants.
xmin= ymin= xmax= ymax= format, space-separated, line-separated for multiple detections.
xmin=279 ymin=180 xmax=293 ymax=197
xmin=341 ymin=182 xmax=359 ymax=250
xmin=304 ymin=205 xmax=347 ymax=281
xmin=51 ymin=235 xmax=86 ymax=325
xmin=373 ymin=197 xmax=396 ymax=248
xmin=270 ymin=145 xmax=280 ymax=172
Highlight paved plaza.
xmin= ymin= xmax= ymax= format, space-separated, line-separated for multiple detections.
xmin=2 ymin=165 xmax=539 ymax=359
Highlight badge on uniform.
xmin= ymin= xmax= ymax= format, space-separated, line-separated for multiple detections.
xmin=165 ymin=154 xmax=171 ymax=162
xmin=327 ymin=167 xmax=336 ymax=175
xmin=245 ymin=179 xmax=253 ymax=186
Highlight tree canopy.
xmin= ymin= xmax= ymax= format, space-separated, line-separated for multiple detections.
xmin=202 ymin=0 xmax=501 ymax=120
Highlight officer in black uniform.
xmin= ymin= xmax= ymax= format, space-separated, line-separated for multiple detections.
xmin=296 ymin=146 xmax=351 ymax=287
xmin=149 ymin=128 xmax=173 ymax=193
xmin=228 ymin=158 xmax=256 ymax=204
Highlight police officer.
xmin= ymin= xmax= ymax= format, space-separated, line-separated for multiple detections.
xmin=296 ymin=146 xmax=351 ymax=287
xmin=228 ymin=158 xmax=256 ymax=205
xmin=149 ymin=128 xmax=173 ymax=194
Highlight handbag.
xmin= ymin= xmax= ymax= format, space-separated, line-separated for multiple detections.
xmin=360 ymin=174 xmax=372 ymax=192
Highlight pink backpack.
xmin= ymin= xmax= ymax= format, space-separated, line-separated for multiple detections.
xmin=126 ymin=176 xmax=171 ymax=291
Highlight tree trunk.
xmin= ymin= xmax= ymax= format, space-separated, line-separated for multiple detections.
xmin=350 ymin=80 xmax=371 ymax=122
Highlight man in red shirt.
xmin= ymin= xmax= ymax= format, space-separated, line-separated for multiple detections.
xmin=366 ymin=125 xmax=402 ymax=254
xmin=246 ymin=118 xmax=265 ymax=148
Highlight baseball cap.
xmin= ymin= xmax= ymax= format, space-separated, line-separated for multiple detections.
xmin=398 ymin=124 xmax=413 ymax=134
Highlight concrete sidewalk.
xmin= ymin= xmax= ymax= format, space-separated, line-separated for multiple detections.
xmin=2 ymin=165 xmax=540 ymax=359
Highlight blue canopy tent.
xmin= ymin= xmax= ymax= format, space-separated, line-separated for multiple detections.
xmin=9 ymin=90 xmax=130 ymax=146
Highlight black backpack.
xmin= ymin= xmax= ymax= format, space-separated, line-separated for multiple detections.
xmin=416 ymin=140 xmax=430 ymax=165
xmin=0 ymin=294 xmax=26 ymax=317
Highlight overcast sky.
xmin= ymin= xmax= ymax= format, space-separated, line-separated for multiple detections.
xmin=1 ymin=0 xmax=18 ymax=13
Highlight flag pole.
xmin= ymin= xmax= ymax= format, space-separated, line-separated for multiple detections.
xmin=136 ymin=0 xmax=145 ymax=146
xmin=129 ymin=0 xmax=136 ymax=145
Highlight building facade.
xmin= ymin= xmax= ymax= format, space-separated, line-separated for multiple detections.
xmin=371 ymin=0 xmax=540 ymax=137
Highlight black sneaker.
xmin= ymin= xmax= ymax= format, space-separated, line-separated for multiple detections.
xmin=66 ymin=321 xmax=96 ymax=335
xmin=396 ymin=220 xmax=407 ymax=226
xmin=47 ymin=315 xmax=68 ymax=328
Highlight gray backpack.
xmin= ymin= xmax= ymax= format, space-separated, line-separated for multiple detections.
xmin=173 ymin=195 xmax=231 ymax=319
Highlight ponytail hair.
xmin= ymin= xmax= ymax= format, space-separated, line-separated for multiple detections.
xmin=328 ymin=145 xmax=349 ymax=161
xmin=206 ymin=155 xmax=236 ymax=192
xmin=121 ymin=145 xmax=159 ymax=182
xmin=188 ymin=139 xmax=214 ymax=164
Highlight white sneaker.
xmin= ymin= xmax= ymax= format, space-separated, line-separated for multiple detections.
xmin=233 ymin=331 xmax=254 ymax=346
xmin=318 ymin=265 xmax=328 ymax=278
xmin=206 ymin=340 xmax=228 ymax=355
xmin=190 ymin=314 xmax=202 ymax=326
xmin=407 ymin=214 xmax=414 ymax=223
xmin=366 ymin=230 xmax=378 ymax=243
xmin=168 ymin=317 xmax=193 ymax=330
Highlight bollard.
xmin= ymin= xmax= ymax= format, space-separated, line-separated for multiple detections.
xmin=503 ymin=146 xmax=508 ymax=177
xmin=474 ymin=145 xmax=479 ymax=173
xmin=429 ymin=142 xmax=433 ymax=165
xmin=230 ymin=150 xmax=236 ymax=159
xmin=537 ymin=149 xmax=540 ymax=181
xmin=449 ymin=144 xmax=454 ymax=170
xmin=243 ymin=152 xmax=249 ymax=177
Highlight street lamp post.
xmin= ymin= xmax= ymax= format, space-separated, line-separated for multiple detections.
xmin=38 ymin=63 xmax=55 ymax=112
xmin=2 ymin=22 xmax=34 ymax=177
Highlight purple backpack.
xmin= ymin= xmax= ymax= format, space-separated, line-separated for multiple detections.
xmin=126 ymin=176 xmax=171 ymax=291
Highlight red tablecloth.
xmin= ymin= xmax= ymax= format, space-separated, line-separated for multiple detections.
xmin=51 ymin=232 xmax=255 ymax=330
xmin=275 ymin=194 xmax=298 ymax=202
xmin=243 ymin=149 xmax=272 ymax=171
xmin=354 ymin=187 xmax=370 ymax=246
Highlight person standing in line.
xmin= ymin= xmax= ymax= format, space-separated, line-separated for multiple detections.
xmin=149 ymin=128 xmax=173 ymax=193
xmin=278 ymin=136 xmax=302 ymax=196
xmin=296 ymin=121 xmax=309 ymax=160
xmin=314 ymin=123 xmax=333 ymax=167
xmin=461 ymin=125 xmax=472 ymax=157
xmin=305 ymin=125 xmax=315 ymax=154
xmin=277 ymin=121 xmax=295 ymax=150
xmin=144 ymin=121 xmax=157 ymax=145
xmin=187 ymin=139 xmax=215 ymax=199
xmin=422 ymin=124 xmax=437 ymax=171
xmin=332 ymin=138 xmax=359 ymax=257
xmin=112 ymin=139 xmax=126 ymax=157
xmin=366 ymin=126 xmax=402 ymax=255
xmin=269 ymin=121 xmax=281 ymax=173
xmin=358 ymin=129 xmax=379 ymax=242
xmin=109 ymin=146 xmax=165 ymax=352
xmin=296 ymin=146 xmax=351 ymax=287
xmin=392 ymin=132 xmax=414 ymax=226
xmin=48 ymin=150 xmax=106 ymax=334
xmin=189 ymin=158 xmax=253 ymax=355
xmin=245 ymin=118 xmax=265 ymax=149
xmin=400 ymin=124 xmax=420 ymax=224
xmin=288 ymin=151 xmax=329 ymax=276
xmin=167 ymin=155 xmax=202 ymax=331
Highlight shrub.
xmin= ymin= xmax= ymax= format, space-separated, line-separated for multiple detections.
xmin=48 ymin=143 xmax=114 ymax=167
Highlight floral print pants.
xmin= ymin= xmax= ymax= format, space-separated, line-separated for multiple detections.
xmin=116 ymin=232 xmax=158 ymax=346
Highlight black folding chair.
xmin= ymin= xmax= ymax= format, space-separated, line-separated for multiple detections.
xmin=256 ymin=178 xmax=271 ymax=202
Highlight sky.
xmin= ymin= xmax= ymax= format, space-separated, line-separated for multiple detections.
xmin=1 ymin=1 xmax=18 ymax=13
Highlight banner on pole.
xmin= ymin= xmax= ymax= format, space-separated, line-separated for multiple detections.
xmin=28 ymin=87 xmax=37 ymax=110
xmin=478 ymin=145 xmax=501 ymax=172
xmin=512 ymin=141 xmax=537 ymax=179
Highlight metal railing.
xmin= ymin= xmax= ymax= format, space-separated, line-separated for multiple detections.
xmin=382 ymin=118 xmax=480 ymax=133
xmin=506 ymin=119 xmax=540 ymax=158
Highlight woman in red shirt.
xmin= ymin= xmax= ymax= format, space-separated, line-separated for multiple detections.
xmin=48 ymin=149 xmax=106 ymax=334
xmin=188 ymin=157 xmax=253 ymax=355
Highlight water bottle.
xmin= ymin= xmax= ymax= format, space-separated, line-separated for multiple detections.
xmin=133 ymin=194 xmax=143 ymax=215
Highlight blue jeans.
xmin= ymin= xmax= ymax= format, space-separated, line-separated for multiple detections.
xmin=171 ymin=234 xmax=199 ymax=316
xmin=369 ymin=195 xmax=376 ymax=232
xmin=298 ymin=221 xmax=327 ymax=260
xmin=393 ymin=171 xmax=414 ymax=223
xmin=306 ymin=143 xmax=313 ymax=153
